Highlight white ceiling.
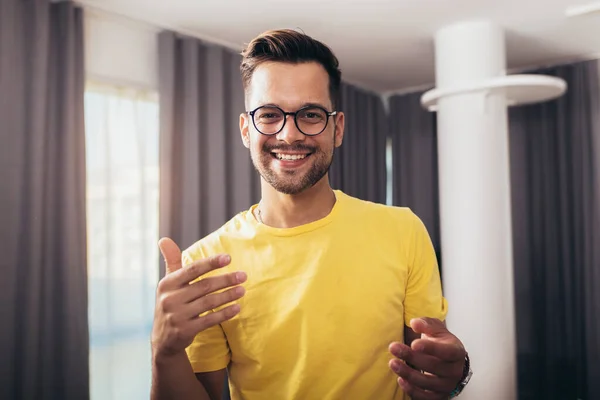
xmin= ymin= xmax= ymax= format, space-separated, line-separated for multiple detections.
xmin=80 ymin=0 xmax=600 ymax=93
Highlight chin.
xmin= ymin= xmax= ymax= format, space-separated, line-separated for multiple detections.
xmin=273 ymin=187 xmax=307 ymax=195
xmin=252 ymin=152 xmax=332 ymax=195
xmin=268 ymin=176 xmax=313 ymax=195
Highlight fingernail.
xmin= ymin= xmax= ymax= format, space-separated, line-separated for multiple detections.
xmin=397 ymin=377 xmax=408 ymax=389
xmin=235 ymin=286 xmax=245 ymax=295
xmin=221 ymin=255 xmax=231 ymax=264
xmin=394 ymin=345 xmax=407 ymax=357
xmin=236 ymin=271 xmax=247 ymax=282
xmin=229 ymin=304 xmax=240 ymax=315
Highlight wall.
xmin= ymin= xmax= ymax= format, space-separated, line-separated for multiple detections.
xmin=84 ymin=8 xmax=159 ymax=90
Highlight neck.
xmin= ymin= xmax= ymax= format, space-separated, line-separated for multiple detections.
xmin=257 ymin=175 xmax=336 ymax=229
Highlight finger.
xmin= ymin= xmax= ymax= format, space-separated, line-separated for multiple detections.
xmin=389 ymin=359 xmax=457 ymax=393
xmin=191 ymin=303 xmax=241 ymax=332
xmin=183 ymin=285 xmax=246 ymax=319
xmin=162 ymin=271 xmax=246 ymax=313
xmin=171 ymin=254 xmax=232 ymax=288
xmin=389 ymin=342 xmax=454 ymax=377
xmin=409 ymin=318 xmax=447 ymax=337
xmin=397 ymin=377 xmax=447 ymax=400
xmin=182 ymin=270 xmax=247 ymax=303
xmin=158 ymin=237 xmax=183 ymax=275
xmin=412 ymin=338 xmax=465 ymax=363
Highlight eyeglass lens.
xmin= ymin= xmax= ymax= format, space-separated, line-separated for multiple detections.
xmin=253 ymin=107 xmax=328 ymax=135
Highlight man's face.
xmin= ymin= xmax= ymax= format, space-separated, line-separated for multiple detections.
xmin=240 ymin=62 xmax=344 ymax=195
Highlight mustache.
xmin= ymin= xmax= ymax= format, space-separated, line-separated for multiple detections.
xmin=263 ymin=143 xmax=317 ymax=153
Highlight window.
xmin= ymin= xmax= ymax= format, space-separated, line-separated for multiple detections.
xmin=85 ymin=83 xmax=160 ymax=399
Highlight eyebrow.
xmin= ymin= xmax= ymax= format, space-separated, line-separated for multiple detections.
xmin=301 ymin=102 xmax=331 ymax=110
xmin=259 ymin=102 xmax=331 ymax=110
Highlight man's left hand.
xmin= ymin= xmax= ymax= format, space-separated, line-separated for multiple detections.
xmin=388 ymin=318 xmax=466 ymax=400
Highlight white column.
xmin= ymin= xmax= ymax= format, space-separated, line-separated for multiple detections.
xmin=434 ymin=21 xmax=516 ymax=400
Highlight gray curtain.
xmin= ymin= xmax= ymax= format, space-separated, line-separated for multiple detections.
xmin=329 ymin=83 xmax=388 ymax=204
xmin=158 ymin=31 xmax=260 ymax=277
xmin=388 ymin=91 xmax=441 ymax=261
xmin=0 ymin=1 xmax=89 ymax=399
xmin=509 ymin=59 xmax=600 ymax=400
xmin=388 ymin=60 xmax=600 ymax=399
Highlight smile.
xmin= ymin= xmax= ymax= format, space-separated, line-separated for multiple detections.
xmin=273 ymin=153 xmax=310 ymax=161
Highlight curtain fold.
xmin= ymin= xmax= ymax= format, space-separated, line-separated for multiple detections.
xmin=158 ymin=31 xmax=260 ymax=277
xmin=388 ymin=91 xmax=441 ymax=260
xmin=329 ymin=84 xmax=387 ymax=204
xmin=0 ymin=1 xmax=89 ymax=399
xmin=509 ymin=59 xmax=600 ymax=400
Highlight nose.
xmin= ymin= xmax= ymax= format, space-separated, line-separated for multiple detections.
xmin=276 ymin=115 xmax=305 ymax=144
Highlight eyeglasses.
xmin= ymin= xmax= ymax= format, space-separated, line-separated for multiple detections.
xmin=247 ymin=105 xmax=337 ymax=136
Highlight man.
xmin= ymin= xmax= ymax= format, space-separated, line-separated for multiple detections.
xmin=151 ymin=29 xmax=472 ymax=400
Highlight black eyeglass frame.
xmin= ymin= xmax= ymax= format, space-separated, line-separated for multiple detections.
xmin=246 ymin=105 xmax=338 ymax=136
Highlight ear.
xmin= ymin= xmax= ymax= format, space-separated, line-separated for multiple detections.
xmin=333 ymin=111 xmax=345 ymax=148
xmin=240 ymin=112 xmax=250 ymax=149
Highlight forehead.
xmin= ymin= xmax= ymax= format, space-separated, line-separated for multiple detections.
xmin=247 ymin=61 xmax=332 ymax=110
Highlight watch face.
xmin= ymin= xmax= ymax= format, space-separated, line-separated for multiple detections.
xmin=463 ymin=368 xmax=473 ymax=386
xmin=448 ymin=353 xmax=472 ymax=398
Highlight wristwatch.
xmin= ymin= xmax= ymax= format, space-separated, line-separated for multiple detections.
xmin=448 ymin=353 xmax=472 ymax=398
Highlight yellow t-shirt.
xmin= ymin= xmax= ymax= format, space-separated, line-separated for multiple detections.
xmin=182 ymin=190 xmax=448 ymax=400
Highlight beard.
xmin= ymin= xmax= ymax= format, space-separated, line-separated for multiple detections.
xmin=250 ymin=138 xmax=335 ymax=195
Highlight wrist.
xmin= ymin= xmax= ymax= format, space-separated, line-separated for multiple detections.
xmin=152 ymin=347 xmax=188 ymax=367
xmin=449 ymin=352 xmax=472 ymax=398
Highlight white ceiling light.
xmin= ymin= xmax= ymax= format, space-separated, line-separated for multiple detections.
xmin=421 ymin=21 xmax=567 ymax=112
xmin=565 ymin=2 xmax=600 ymax=17
xmin=421 ymin=75 xmax=567 ymax=111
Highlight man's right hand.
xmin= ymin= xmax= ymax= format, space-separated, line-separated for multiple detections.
xmin=151 ymin=237 xmax=247 ymax=360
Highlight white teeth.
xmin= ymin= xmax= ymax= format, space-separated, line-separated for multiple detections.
xmin=275 ymin=153 xmax=307 ymax=161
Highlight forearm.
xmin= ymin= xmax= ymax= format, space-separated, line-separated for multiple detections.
xmin=151 ymin=351 xmax=210 ymax=400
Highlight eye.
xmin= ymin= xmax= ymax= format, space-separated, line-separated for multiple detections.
xmin=255 ymin=107 xmax=283 ymax=123
xmin=298 ymin=108 xmax=326 ymax=123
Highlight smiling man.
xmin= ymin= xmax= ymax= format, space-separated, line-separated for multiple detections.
xmin=151 ymin=29 xmax=472 ymax=400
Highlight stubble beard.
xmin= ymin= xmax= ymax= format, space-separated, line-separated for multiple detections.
xmin=250 ymin=138 xmax=335 ymax=195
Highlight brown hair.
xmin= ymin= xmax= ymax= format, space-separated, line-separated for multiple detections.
xmin=240 ymin=29 xmax=342 ymax=108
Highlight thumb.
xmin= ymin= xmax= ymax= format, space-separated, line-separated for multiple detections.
xmin=410 ymin=317 xmax=448 ymax=337
xmin=158 ymin=237 xmax=183 ymax=274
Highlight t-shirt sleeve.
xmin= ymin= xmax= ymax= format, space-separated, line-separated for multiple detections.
xmin=181 ymin=248 xmax=231 ymax=373
xmin=403 ymin=212 xmax=448 ymax=326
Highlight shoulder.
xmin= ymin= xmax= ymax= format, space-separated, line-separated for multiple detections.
xmin=182 ymin=208 xmax=255 ymax=264
xmin=337 ymin=191 xmax=422 ymax=230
